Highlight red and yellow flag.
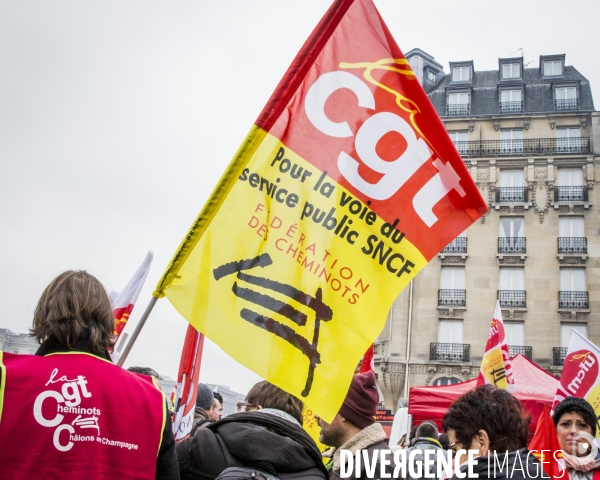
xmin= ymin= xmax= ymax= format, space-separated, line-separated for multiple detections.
xmin=155 ymin=0 xmax=487 ymax=421
xmin=477 ymin=301 xmax=515 ymax=389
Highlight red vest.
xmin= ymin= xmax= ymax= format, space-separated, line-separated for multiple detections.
xmin=0 ymin=351 xmax=165 ymax=479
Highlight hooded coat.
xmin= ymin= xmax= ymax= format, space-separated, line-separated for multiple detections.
xmin=176 ymin=411 xmax=328 ymax=480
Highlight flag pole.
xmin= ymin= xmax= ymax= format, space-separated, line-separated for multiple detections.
xmin=117 ymin=296 xmax=158 ymax=367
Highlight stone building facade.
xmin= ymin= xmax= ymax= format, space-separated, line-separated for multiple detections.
xmin=0 ymin=328 xmax=39 ymax=354
xmin=375 ymin=49 xmax=600 ymax=410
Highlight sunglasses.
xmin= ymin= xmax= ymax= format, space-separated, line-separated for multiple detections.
xmin=236 ymin=402 xmax=258 ymax=412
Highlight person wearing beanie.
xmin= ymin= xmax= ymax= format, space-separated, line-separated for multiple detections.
xmin=316 ymin=372 xmax=392 ymax=480
xmin=191 ymin=383 xmax=217 ymax=435
xmin=553 ymin=396 xmax=600 ymax=480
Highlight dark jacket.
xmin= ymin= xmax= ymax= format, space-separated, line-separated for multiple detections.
xmin=36 ymin=338 xmax=180 ymax=480
xmin=177 ymin=411 xmax=328 ymax=480
xmin=405 ymin=437 xmax=443 ymax=480
xmin=452 ymin=449 xmax=544 ymax=480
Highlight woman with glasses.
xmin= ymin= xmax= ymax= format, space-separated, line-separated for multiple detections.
xmin=553 ymin=397 xmax=600 ymax=480
xmin=442 ymin=385 xmax=542 ymax=479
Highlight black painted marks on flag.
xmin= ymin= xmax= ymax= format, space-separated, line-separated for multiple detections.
xmin=214 ymin=253 xmax=333 ymax=397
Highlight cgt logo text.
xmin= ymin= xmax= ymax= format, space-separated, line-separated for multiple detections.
xmin=33 ymin=368 xmax=101 ymax=452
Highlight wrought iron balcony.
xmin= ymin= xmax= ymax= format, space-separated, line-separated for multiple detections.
xmin=441 ymin=237 xmax=467 ymax=254
xmin=558 ymin=291 xmax=589 ymax=309
xmin=430 ymin=343 xmax=470 ymax=362
xmin=500 ymin=101 xmax=523 ymax=113
xmin=558 ymin=237 xmax=587 ymax=254
xmin=495 ymin=187 xmax=528 ymax=203
xmin=553 ymin=347 xmax=568 ymax=366
xmin=438 ymin=289 xmax=466 ymax=306
xmin=554 ymin=186 xmax=588 ymax=202
xmin=498 ymin=237 xmax=526 ymax=254
xmin=555 ymin=99 xmax=578 ymax=111
xmin=509 ymin=345 xmax=532 ymax=360
xmin=447 ymin=104 xmax=470 ymax=116
xmin=450 ymin=137 xmax=589 ymax=156
xmin=497 ymin=290 xmax=526 ymax=308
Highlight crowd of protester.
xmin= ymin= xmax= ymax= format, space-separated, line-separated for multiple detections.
xmin=1 ymin=270 xmax=599 ymax=480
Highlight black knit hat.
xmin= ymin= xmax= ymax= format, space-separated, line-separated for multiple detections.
xmin=196 ymin=383 xmax=214 ymax=410
xmin=552 ymin=397 xmax=597 ymax=437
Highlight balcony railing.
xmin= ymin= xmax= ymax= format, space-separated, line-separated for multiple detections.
xmin=558 ymin=291 xmax=589 ymax=309
xmin=498 ymin=290 xmax=526 ymax=308
xmin=430 ymin=343 xmax=470 ymax=362
xmin=500 ymin=101 xmax=523 ymax=113
xmin=558 ymin=237 xmax=587 ymax=254
xmin=555 ymin=99 xmax=578 ymax=111
xmin=496 ymin=187 xmax=528 ymax=203
xmin=554 ymin=186 xmax=588 ymax=202
xmin=447 ymin=104 xmax=470 ymax=116
xmin=451 ymin=137 xmax=589 ymax=156
xmin=509 ymin=345 xmax=532 ymax=360
xmin=498 ymin=237 xmax=526 ymax=254
xmin=438 ymin=289 xmax=466 ymax=306
xmin=441 ymin=237 xmax=467 ymax=254
xmin=553 ymin=347 xmax=568 ymax=366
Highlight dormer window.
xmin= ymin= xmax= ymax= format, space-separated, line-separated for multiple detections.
xmin=502 ymin=63 xmax=520 ymax=79
xmin=555 ymin=86 xmax=578 ymax=110
xmin=427 ymin=71 xmax=436 ymax=82
xmin=452 ymin=66 xmax=470 ymax=82
xmin=544 ymin=60 xmax=562 ymax=76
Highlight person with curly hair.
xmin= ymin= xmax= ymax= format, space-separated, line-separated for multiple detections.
xmin=442 ymin=385 xmax=542 ymax=479
xmin=553 ymin=396 xmax=600 ymax=480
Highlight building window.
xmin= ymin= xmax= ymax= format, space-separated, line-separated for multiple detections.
xmin=559 ymin=268 xmax=588 ymax=308
xmin=561 ymin=324 xmax=587 ymax=348
xmin=447 ymin=92 xmax=469 ymax=115
xmin=496 ymin=169 xmax=527 ymax=202
xmin=502 ymin=63 xmax=520 ymax=79
xmin=438 ymin=320 xmax=463 ymax=344
xmin=442 ymin=230 xmax=467 ymax=253
xmin=427 ymin=71 xmax=436 ymax=82
xmin=452 ymin=66 xmax=470 ymax=82
xmin=498 ymin=268 xmax=525 ymax=307
xmin=544 ymin=60 xmax=562 ymax=76
xmin=555 ymin=167 xmax=586 ymax=202
xmin=500 ymin=90 xmax=522 ymax=113
xmin=448 ymin=131 xmax=468 ymax=155
xmin=555 ymin=87 xmax=577 ymax=110
xmin=558 ymin=217 xmax=586 ymax=254
xmin=556 ymin=127 xmax=581 ymax=153
xmin=439 ymin=267 xmax=465 ymax=306
xmin=505 ymin=322 xmax=524 ymax=346
xmin=433 ymin=377 xmax=461 ymax=386
xmin=500 ymin=130 xmax=523 ymax=154
xmin=499 ymin=217 xmax=525 ymax=253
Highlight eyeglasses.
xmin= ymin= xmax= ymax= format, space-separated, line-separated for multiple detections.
xmin=236 ymin=402 xmax=257 ymax=412
xmin=449 ymin=441 xmax=460 ymax=452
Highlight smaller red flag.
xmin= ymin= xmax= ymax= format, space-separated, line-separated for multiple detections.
xmin=171 ymin=324 xmax=205 ymax=441
xmin=359 ymin=344 xmax=374 ymax=373
xmin=529 ymin=404 xmax=566 ymax=479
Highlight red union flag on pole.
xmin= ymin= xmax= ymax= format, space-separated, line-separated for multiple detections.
xmin=552 ymin=329 xmax=600 ymax=420
xmin=528 ymin=404 xmax=566 ymax=479
xmin=477 ymin=301 xmax=514 ymax=389
xmin=171 ymin=324 xmax=205 ymax=441
xmin=154 ymin=0 xmax=488 ymax=421
xmin=112 ymin=251 xmax=153 ymax=339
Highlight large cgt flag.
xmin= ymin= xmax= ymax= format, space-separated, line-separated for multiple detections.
xmin=476 ymin=301 xmax=515 ymax=389
xmin=154 ymin=0 xmax=488 ymax=421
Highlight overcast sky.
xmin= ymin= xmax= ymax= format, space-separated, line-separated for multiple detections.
xmin=1 ymin=0 xmax=599 ymax=396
